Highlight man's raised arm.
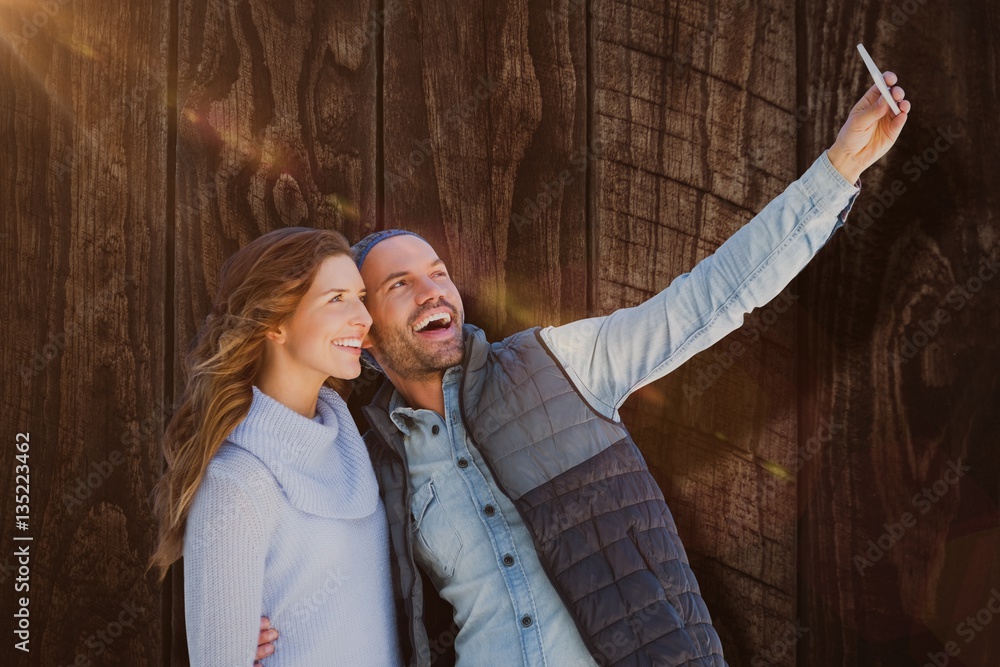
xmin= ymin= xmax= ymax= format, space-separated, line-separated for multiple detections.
xmin=540 ymin=72 xmax=909 ymax=421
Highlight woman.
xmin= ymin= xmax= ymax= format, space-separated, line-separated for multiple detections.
xmin=149 ymin=227 xmax=401 ymax=665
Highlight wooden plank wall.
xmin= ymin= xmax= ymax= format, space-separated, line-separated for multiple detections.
xmin=1 ymin=1 xmax=996 ymax=666
xmin=1 ymin=0 xmax=170 ymax=665
xmin=797 ymin=0 xmax=1000 ymax=665
xmin=383 ymin=1 xmax=803 ymax=658
xmin=382 ymin=0 xmax=590 ymax=337
xmin=594 ymin=0 xmax=804 ymax=661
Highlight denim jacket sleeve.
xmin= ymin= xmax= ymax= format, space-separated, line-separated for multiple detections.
xmin=538 ymin=149 xmax=862 ymax=422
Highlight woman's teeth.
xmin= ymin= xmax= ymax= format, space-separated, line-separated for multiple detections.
xmin=332 ymin=338 xmax=362 ymax=348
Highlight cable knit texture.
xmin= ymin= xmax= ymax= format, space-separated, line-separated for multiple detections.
xmin=183 ymin=385 xmax=401 ymax=666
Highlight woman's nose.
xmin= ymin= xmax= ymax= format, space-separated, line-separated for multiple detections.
xmin=354 ymin=299 xmax=373 ymax=329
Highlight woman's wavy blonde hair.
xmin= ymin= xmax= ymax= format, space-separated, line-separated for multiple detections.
xmin=149 ymin=226 xmax=355 ymax=580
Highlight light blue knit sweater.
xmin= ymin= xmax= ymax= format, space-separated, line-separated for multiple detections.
xmin=183 ymin=384 xmax=401 ymax=666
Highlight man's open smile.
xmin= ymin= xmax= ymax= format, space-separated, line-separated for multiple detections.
xmin=410 ymin=305 xmax=457 ymax=339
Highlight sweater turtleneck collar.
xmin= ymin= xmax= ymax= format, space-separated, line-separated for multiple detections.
xmin=225 ymin=384 xmax=378 ymax=519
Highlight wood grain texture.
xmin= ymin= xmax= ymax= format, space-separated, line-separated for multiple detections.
xmin=797 ymin=0 xmax=1000 ymax=664
xmin=2 ymin=1 xmax=996 ymax=666
xmin=0 ymin=0 xmax=169 ymax=664
xmin=592 ymin=0 xmax=804 ymax=663
xmin=381 ymin=0 xmax=589 ymax=341
xmin=175 ymin=0 xmax=379 ymax=301
xmin=172 ymin=0 xmax=379 ymax=662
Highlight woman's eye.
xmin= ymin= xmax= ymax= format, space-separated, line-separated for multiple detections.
xmin=329 ymin=295 xmax=342 ymax=303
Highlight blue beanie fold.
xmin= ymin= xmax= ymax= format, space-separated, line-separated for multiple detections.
xmin=351 ymin=229 xmax=426 ymax=269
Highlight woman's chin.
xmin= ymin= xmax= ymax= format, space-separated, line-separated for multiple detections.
xmin=331 ymin=361 xmax=362 ymax=381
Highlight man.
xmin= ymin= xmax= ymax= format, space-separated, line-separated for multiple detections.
xmin=255 ymin=75 xmax=909 ymax=665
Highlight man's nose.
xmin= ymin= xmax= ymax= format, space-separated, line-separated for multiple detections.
xmin=414 ymin=275 xmax=444 ymax=303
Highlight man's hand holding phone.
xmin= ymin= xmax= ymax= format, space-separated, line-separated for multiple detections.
xmin=827 ymin=46 xmax=911 ymax=184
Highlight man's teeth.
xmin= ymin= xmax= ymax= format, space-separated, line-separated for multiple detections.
xmin=332 ymin=338 xmax=362 ymax=348
xmin=413 ymin=312 xmax=451 ymax=332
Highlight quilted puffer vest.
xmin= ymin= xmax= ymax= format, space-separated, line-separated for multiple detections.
xmin=363 ymin=324 xmax=726 ymax=667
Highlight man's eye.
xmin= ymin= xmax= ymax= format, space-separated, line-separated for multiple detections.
xmin=390 ymin=280 xmax=406 ymax=289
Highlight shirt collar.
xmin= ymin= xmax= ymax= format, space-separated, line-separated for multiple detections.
xmin=387 ymin=365 xmax=463 ymax=434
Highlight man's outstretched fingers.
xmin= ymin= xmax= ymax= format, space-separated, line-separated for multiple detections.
xmin=857 ymin=71 xmax=902 ymax=116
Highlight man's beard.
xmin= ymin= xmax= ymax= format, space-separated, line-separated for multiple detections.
xmin=369 ymin=299 xmax=465 ymax=380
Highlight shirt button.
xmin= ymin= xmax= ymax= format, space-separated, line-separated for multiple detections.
xmin=503 ymin=554 xmax=514 ymax=566
xmin=457 ymin=457 xmax=469 ymax=468
xmin=521 ymin=615 xmax=532 ymax=627
xmin=431 ymin=425 xmax=440 ymax=435
xmin=483 ymin=504 xmax=496 ymax=517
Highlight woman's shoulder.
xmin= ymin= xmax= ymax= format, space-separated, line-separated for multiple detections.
xmin=201 ymin=442 xmax=284 ymax=504
xmin=185 ymin=443 xmax=284 ymax=541
xmin=183 ymin=445 xmax=286 ymax=564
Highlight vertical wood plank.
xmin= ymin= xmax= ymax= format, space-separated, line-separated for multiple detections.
xmin=380 ymin=2 xmax=587 ymax=660
xmin=592 ymin=0 xmax=802 ymax=662
xmin=0 ymin=0 xmax=169 ymax=664
xmin=382 ymin=0 xmax=589 ymax=341
xmin=798 ymin=0 xmax=1000 ymax=664
xmin=173 ymin=0 xmax=379 ymax=661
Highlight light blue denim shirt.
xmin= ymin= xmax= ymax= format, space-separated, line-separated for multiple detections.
xmin=389 ymin=373 xmax=599 ymax=666
xmin=388 ymin=149 xmax=859 ymax=666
